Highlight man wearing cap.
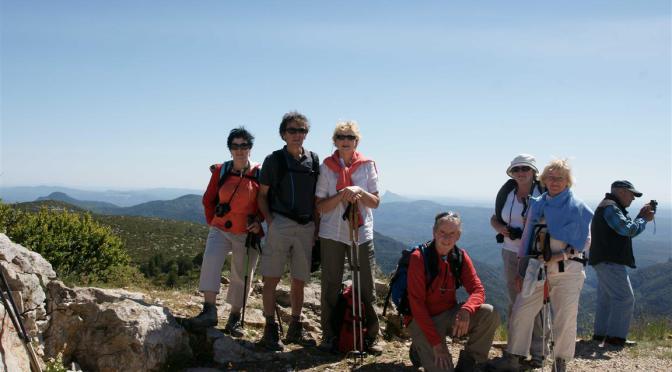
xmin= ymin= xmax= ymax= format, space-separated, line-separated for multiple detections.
xmin=589 ymin=180 xmax=655 ymax=347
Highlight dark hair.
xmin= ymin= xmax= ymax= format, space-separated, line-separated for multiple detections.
xmin=279 ymin=111 xmax=310 ymax=137
xmin=227 ymin=126 xmax=255 ymax=149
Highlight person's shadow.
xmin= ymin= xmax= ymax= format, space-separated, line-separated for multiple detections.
xmin=573 ymin=339 xmax=615 ymax=361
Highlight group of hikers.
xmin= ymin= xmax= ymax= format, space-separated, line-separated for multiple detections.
xmin=182 ymin=111 xmax=657 ymax=372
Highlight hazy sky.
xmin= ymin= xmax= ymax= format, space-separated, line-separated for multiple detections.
xmin=1 ymin=1 xmax=670 ymax=203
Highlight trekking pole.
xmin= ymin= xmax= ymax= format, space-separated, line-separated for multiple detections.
xmin=241 ymin=240 xmax=250 ymax=328
xmin=347 ymin=201 xmax=365 ymax=363
xmin=543 ymin=264 xmax=556 ymax=372
xmin=1 ymin=266 xmax=43 ymax=372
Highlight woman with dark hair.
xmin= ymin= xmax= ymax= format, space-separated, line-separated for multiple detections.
xmin=489 ymin=154 xmax=547 ymax=368
xmin=184 ymin=126 xmax=264 ymax=337
xmin=489 ymin=159 xmax=593 ymax=372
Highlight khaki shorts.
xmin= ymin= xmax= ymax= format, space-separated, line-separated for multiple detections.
xmin=260 ymin=213 xmax=315 ymax=282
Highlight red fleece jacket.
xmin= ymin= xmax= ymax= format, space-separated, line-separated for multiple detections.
xmin=407 ymin=247 xmax=485 ymax=346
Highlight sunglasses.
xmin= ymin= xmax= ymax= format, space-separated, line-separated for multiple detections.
xmin=285 ymin=127 xmax=308 ymax=135
xmin=335 ymin=134 xmax=357 ymax=141
xmin=511 ymin=166 xmax=532 ymax=173
xmin=229 ymin=143 xmax=252 ymax=150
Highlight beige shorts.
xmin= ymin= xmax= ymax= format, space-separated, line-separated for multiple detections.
xmin=260 ymin=213 xmax=315 ymax=282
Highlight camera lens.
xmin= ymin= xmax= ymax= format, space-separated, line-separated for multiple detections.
xmin=225 ymin=220 xmax=232 ymax=229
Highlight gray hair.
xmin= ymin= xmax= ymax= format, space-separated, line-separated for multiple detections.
xmin=433 ymin=211 xmax=462 ymax=232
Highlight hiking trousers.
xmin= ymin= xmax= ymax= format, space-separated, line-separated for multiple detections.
xmin=198 ymin=227 xmax=259 ymax=309
xmin=319 ymin=238 xmax=379 ymax=341
xmin=593 ymin=262 xmax=634 ymax=339
xmin=507 ymin=262 xmax=584 ymax=361
xmin=408 ymin=304 xmax=500 ymax=371
xmin=501 ymin=249 xmax=549 ymax=357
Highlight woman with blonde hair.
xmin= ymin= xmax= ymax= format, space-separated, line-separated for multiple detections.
xmin=315 ymin=120 xmax=381 ymax=354
xmin=488 ymin=159 xmax=593 ymax=372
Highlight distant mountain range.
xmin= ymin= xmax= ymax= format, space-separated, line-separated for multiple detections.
xmin=1 ymin=186 xmax=203 ymax=207
xmin=37 ymin=192 xmax=205 ymax=224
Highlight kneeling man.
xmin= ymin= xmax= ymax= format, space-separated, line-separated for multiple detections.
xmin=407 ymin=212 xmax=500 ymax=371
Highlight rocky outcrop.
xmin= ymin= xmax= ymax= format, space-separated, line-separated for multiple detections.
xmin=0 ymin=233 xmax=57 ymax=371
xmin=44 ymin=281 xmax=192 ymax=371
xmin=0 ymin=234 xmax=193 ymax=371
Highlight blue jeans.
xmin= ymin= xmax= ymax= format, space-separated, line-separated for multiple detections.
xmin=593 ymin=262 xmax=634 ymax=339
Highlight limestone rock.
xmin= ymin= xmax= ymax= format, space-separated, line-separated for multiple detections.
xmin=0 ymin=233 xmax=56 ymax=338
xmin=0 ymin=306 xmax=32 ymax=372
xmin=44 ymin=281 xmax=192 ymax=372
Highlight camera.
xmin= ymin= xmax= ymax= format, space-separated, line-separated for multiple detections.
xmin=495 ymin=226 xmax=524 ymax=243
xmin=650 ymin=200 xmax=658 ymax=213
xmin=508 ymin=227 xmax=523 ymax=240
xmin=215 ymin=203 xmax=231 ymax=217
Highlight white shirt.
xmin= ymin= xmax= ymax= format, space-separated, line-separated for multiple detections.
xmin=500 ymin=187 xmax=542 ymax=253
xmin=315 ymin=160 xmax=378 ymax=245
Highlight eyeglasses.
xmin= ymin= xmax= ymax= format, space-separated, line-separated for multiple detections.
xmin=335 ymin=134 xmax=357 ymax=141
xmin=229 ymin=143 xmax=252 ymax=150
xmin=511 ymin=166 xmax=532 ymax=173
xmin=285 ymin=127 xmax=308 ymax=135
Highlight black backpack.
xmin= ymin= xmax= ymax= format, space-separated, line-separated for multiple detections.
xmin=382 ymin=241 xmax=463 ymax=317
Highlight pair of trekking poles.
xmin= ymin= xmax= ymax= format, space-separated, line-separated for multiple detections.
xmin=0 ymin=265 xmax=43 ymax=372
xmin=239 ymin=216 xmax=284 ymax=335
xmin=528 ymin=224 xmax=556 ymax=372
xmin=343 ymin=201 xmax=366 ymax=364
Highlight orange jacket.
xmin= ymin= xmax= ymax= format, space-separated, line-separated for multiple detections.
xmin=202 ymin=162 xmax=263 ymax=234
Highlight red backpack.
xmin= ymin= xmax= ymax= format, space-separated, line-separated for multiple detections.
xmin=334 ymin=285 xmax=367 ymax=353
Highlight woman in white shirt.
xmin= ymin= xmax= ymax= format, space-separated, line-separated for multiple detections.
xmin=490 ymin=154 xmax=546 ymax=368
xmin=315 ymin=120 xmax=380 ymax=354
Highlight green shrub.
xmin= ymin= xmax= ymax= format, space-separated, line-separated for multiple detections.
xmin=1 ymin=202 xmax=130 ymax=283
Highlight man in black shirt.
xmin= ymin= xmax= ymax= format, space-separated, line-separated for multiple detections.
xmin=257 ymin=111 xmax=319 ymax=351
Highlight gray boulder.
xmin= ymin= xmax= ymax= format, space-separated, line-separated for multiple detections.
xmin=44 ymin=281 xmax=192 ymax=372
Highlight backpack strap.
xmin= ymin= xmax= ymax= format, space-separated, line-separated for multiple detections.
xmin=419 ymin=241 xmax=439 ymax=289
xmin=449 ymin=246 xmax=464 ymax=290
xmin=495 ymin=179 xmax=517 ymax=225
xmin=218 ymin=161 xmax=234 ymax=189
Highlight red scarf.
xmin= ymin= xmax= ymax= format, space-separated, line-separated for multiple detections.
xmin=324 ymin=150 xmax=372 ymax=228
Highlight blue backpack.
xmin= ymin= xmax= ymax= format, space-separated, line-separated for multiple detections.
xmin=382 ymin=241 xmax=463 ymax=317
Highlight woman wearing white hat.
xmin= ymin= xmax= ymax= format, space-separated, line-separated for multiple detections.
xmin=489 ymin=159 xmax=593 ymax=372
xmin=490 ymin=154 xmax=547 ymax=368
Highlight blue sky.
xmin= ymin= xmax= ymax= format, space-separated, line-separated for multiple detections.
xmin=1 ymin=1 xmax=670 ymax=204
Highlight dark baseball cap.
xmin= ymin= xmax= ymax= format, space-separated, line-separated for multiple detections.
xmin=611 ymin=180 xmax=643 ymax=197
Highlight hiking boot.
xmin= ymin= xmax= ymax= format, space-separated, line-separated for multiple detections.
xmin=183 ymin=303 xmax=217 ymax=330
xmin=409 ymin=344 xmax=421 ymax=368
xmin=522 ymin=354 xmax=544 ymax=369
xmin=259 ymin=321 xmax=284 ymax=351
xmin=364 ymin=336 xmax=383 ymax=356
xmin=223 ymin=312 xmax=244 ymax=337
xmin=284 ymin=320 xmax=317 ymax=347
xmin=592 ymin=334 xmax=606 ymax=342
xmin=484 ymin=353 xmax=522 ymax=372
xmin=604 ymin=336 xmax=636 ymax=347
xmin=318 ymin=336 xmax=339 ymax=354
xmin=552 ymin=358 xmax=566 ymax=372
xmin=455 ymin=350 xmax=476 ymax=372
